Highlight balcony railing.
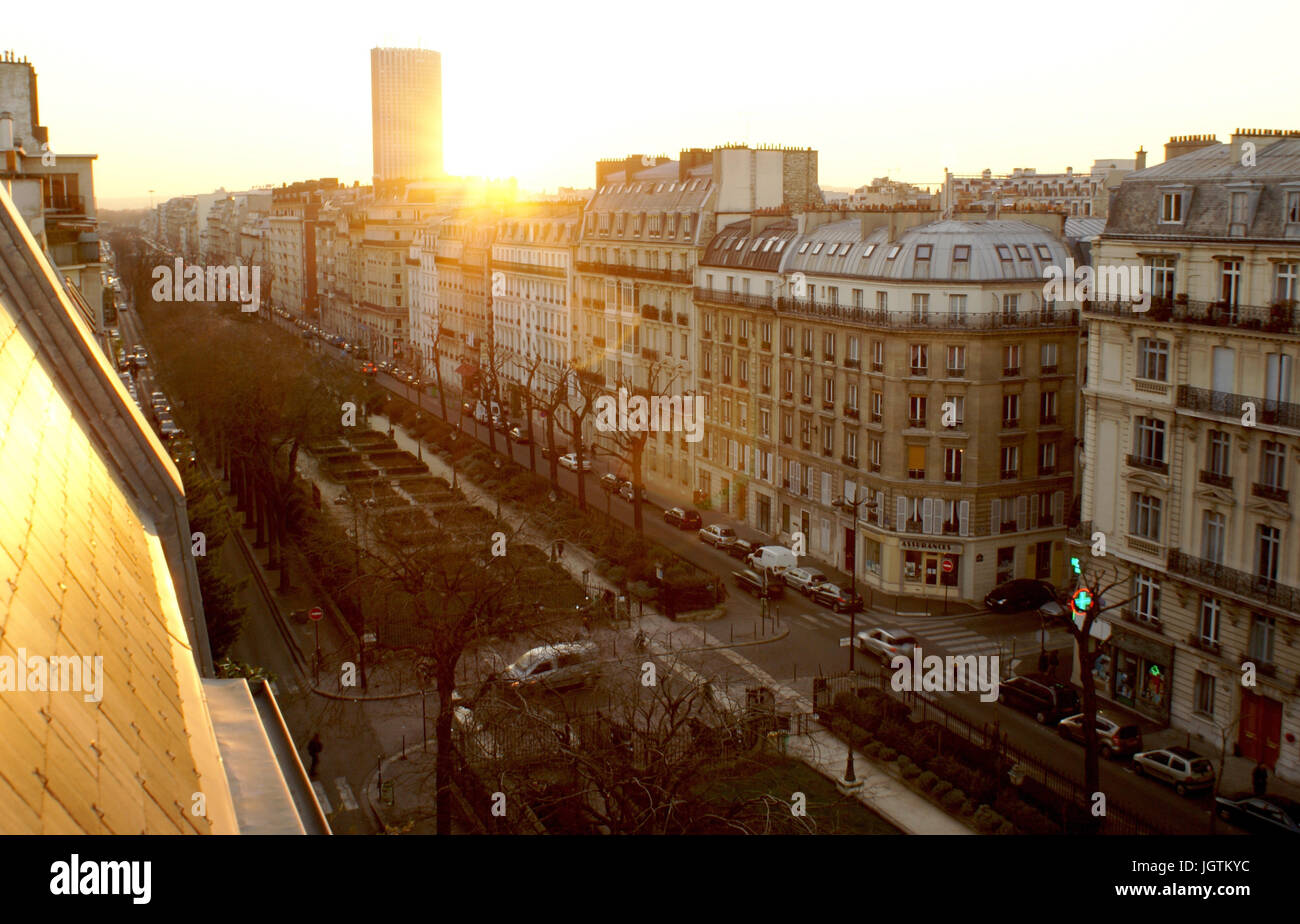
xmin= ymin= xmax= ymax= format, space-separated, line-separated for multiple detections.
xmin=946 ymin=367 xmax=965 ymax=378
xmin=845 ymin=406 xmax=859 ymax=418
xmin=1176 ymin=385 xmax=1300 ymax=430
xmin=693 ymin=287 xmax=1080 ymax=331
xmin=1199 ymin=470 xmax=1233 ymax=489
xmin=1086 ymin=298 xmax=1300 ymax=336
xmin=1003 ymin=418 xmax=1020 ymax=429
xmin=642 ymin=347 xmax=659 ymax=361
xmin=1126 ymin=453 xmax=1170 ymax=475
xmin=1251 ymin=483 xmax=1289 ymax=503
xmin=579 ymin=261 xmax=692 ymax=284
xmin=491 ymin=259 xmax=565 ymax=279
xmin=1066 ymin=520 xmax=1093 ymax=543
xmin=677 ymin=313 xmax=689 ymax=326
xmin=842 ymin=454 xmax=859 ymax=467
xmin=910 ymin=366 xmax=928 ymax=377
xmin=1168 ymin=550 xmax=1300 ymax=613
xmin=1003 ymin=366 xmax=1021 ymax=377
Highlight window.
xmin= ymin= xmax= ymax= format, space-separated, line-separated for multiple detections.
xmin=1014 ymin=245 xmax=1031 ymax=261
xmin=823 ymin=331 xmax=836 ymax=359
xmin=846 ymin=382 xmax=858 ymax=410
xmin=1266 ymin=352 xmax=1293 ymax=404
xmin=1256 ymin=525 xmax=1281 ymax=582
xmin=944 ymin=447 xmax=963 ymax=482
xmin=887 ymin=245 xmax=901 ymax=260
xmin=1133 ymin=574 xmax=1161 ymax=623
xmin=1135 ymin=417 xmax=1166 ymax=465
xmin=949 ymin=294 xmax=967 ymax=318
xmin=1040 ymin=391 xmax=1058 ymax=424
xmin=1147 ymin=256 xmax=1175 ymax=300
xmin=907 ymin=445 xmax=926 ymax=480
xmin=1038 ymin=442 xmax=1056 ymax=474
xmin=1276 ymin=263 xmax=1299 ymax=303
xmin=1160 ymin=192 xmax=1183 ymax=223
xmin=909 ymin=344 xmax=928 ymax=374
xmin=823 ymin=425 xmax=834 ymax=454
xmin=1040 ymin=342 xmax=1058 ymax=373
xmin=1137 ymin=338 xmax=1169 ymax=381
xmin=915 ymin=244 xmax=932 ymax=261
xmin=1130 ymin=493 xmax=1163 ymax=542
xmin=801 ymin=372 xmax=813 ymax=399
xmin=908 ymin=395 xmax=927 ymax=427
xmin=875 ymin=291 xmax=888 ymax=311
xmin=759 ymin=408 xmax=770 ymax=437
xmin=852 ymin=289 xmax=863 ymax=309
xmin=1199 ymin=597 xmax=1221 ymax=646
xmin=953 ymin=245 xmax=970 ymax=262
xmin=1194 ymin=671 xmax=1216 ymax=717
xmin=946 ymin=345 xmax=966 ymax=375
xmin=1248 ymin=614 xmax=1276 ymax=663
xmin=1037 ymin=490 xmax=1056 ymax=526
xmin=782 ymin=325 xmax=793 ymax=352
xmin=996 ymin=245 xmax=1013 ymax=262
xmin=869 ymin=437 xmax=882 ymax=472
xmin=1260 ymin=441 xmax=1287 ymax=490
xmin=1004 ymin=344 xmax=1021 ymax=376
xmin=1002 ymin=393 xmax=1021 ymax=427
xmin=1202 ymin=511 xmax=1226 ymax=564
xmin=1000 ymin=445 xmax=1020 ymax=478
xmin=912 ymin=293 xmax=929 ymax=321
xmin=871 ymin=391 xmax=883 ymax=422
xmin=1207 ymin=430 xmax=1232 ymax=477
xmin=944 ymin=394 xmax=965 ymax=428
xmin=847 ymin=336 xmax=860 ymax=363
xmin=871 ymin=340 xmax=885 ymax=372
xmin=1002 ymin=294 xmax=1019 ymax=318
xmin=797 ymin=241 xmax=810 ymax=254
xmin=1220 ymin=259 xmax=1243 ymax=307
xmin=1287 ymin=191 xmax=1300 ymax=224
xmin=1035 ymin=244 xmax=1052 ymax=261
xmin=823 ymin=377 xmax=834 ymax=404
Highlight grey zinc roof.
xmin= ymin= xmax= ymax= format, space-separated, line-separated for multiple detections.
xmin=701 ymin=218 xmax=799 ymax=271
xmin=1105 ymin=139 xmax=1300 ymax=241
xmin=587 ymin=163 xmax=714 ymax=212
xmin=782 ymin=218 xmax=1071 ymax=282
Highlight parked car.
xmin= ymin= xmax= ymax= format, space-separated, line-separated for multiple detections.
xmin=984 ymin=579 xmax=1057 ymax=613
xmin=508 ymin=425 xmax=530 ymax=444
xmin=1057 ymin=712 xmax=1143 ymax=758
xmin=1133 ymin=747 xmax=1216 ymax=796
xmin=811 ymin=583 xmax=864 ymax=613
xmin=158 ymin=418 xmax=182 ymax=440
xmin=541 ymin=443 xmax=569 ymax=461
xmin=1215 ymin=793 xmax=1300 ymax=835
xmin=497 ymin=642 xmax=601 ymax=693
xmin=599 ymin=473 xmax=622 ymax=492
xmin=998 ymin=674 xmax=1080 ymax=724
xmin=558 ymin=453 xmax=592 ymax=472
xmin=855 ymin=628 xmax=917 ymax=661
xmin=361 ymin=361 xmax=378 ymax=376
xmin=733 ymin=569 xmax=783 ymax=598
xmin=663 ymin=507 xmax=703 ymax=529
xmin=783 ymin=567 xmax=829 ymax=595
xmin=168 ymin=439 xmax=196 ymax=465
xmin=745 ymin=546 xmax=797 ymax=577
xmin=698 ymin=524 xmax=737 ymax=549
xmin=617 ymin=482 xmax=645 ymax=503
xmin=726 ymin=538 xmax=756 ymax=560
xmin=491 ymin=414 xmax=510 ymax=432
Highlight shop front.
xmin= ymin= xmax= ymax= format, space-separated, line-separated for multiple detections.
xmin=899 ymin=538 xmax=963 ymax=598
xmin=1094 ymin=627 xmax=1173 ymax=723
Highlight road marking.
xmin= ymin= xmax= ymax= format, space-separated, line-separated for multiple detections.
xmin=335 ymin=777 xmax=359 ymax=811
xmin=312 ymin=780 xmax=333 ymax=814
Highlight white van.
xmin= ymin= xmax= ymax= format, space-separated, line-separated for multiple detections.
xmin=745 ymin=545 xmax=797 ymax=577
xmin=499 ymin=641 xmax=601 ymax=692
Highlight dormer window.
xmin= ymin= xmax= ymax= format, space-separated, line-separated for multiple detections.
xmin=914 ymin=244 xmax=932 ymax=261
xmin=798 ymin=241 xmax=811 ymax=254
xmin=811 ymin=242 xmax=825 ymax=255
xmin=995 ymin=245 xmax=1013 ymax=261
xmin=1161 ymin=192 xmax=1183 ymax=223
xmin=1014 ymin=244 xmax=1032 ymax=260
xmin=1035 ymin=244 xmax=1052 ymax=261
xmin=887 ymin=245 xmax=901 ymax=260
xmin=952 ymin=245 xmax=970 ymax=262
xmin=1286 ymin=189 xmax=1300 ymax=224
xmin=862 ymin=244 xmax=876 ymax=258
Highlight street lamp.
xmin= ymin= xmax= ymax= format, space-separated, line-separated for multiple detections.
xmin=831 ymin=491 xmax=877 ymax=789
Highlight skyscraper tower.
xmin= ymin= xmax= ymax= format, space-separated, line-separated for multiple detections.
xmin=370 ymin=47 xmax=443 ymax=182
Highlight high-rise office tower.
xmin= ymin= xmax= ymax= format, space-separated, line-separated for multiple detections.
xmin=370 ymin=47 xmax=443 ymax=182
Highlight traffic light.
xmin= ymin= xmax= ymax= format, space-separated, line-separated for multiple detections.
xmin=1070 ymin=556 xmax=1082 ymax=576
xmin=1070 ymin=587 xmax=1094 ymax=620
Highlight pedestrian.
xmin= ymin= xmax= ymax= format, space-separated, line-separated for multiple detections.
xmin=1048 ymin=650 xmax=1060 ymax=679
xmin=1038 ymin=651 xmax=1050 ymax=675
xmin=1253 ymin=762 xmax=1268 ymax=796
xmin=307 ymin=733 xmax=323 ymax=779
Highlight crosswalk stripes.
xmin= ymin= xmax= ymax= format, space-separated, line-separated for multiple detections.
xmin=335 ymin=776 xmax=358 ymax=812
xmin=312 ymin=780 xmax=333 ymax=815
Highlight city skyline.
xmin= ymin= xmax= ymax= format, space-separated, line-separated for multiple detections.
xmin=7 ymin=0 xmax=1297 ymax=206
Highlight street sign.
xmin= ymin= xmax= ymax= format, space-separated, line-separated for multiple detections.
xmin=941 ymin=557 xmax=955 ymax=574
xmin=308 ymin=606 xmax=324 ymax=621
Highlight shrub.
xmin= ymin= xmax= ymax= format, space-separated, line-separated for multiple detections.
xmin=972 ymin=805 xmax=1004 ymax=834
xmin=933 ymin=780 xmax=953 ymax=799
xmin=864 ymin=741 xmax=883 ymax=759
xmin=960 ymin=799 xmax=977 ymax=817
xmin=878 ymin=746 xmax=898 ymax=762
xmin=995 ymin=821 xmax=1016 ymax=835
xmin=941 ymin=789 xmax=966 ymax=812
xmin=917 ymin=771 xmax=939 ymax=792
xmin=900 ymin=761 xmax=923 ymax=781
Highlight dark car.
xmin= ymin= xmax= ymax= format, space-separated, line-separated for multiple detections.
xmin=998 ymin=674 xmax=1080 ymax=724
xmin=508 ymin=425 xmax=530 ymax=444
xmin=733 ymin=569 xmax=784 ymax=599
xmin=1215 ymin=793 xmax=1300 ymax=835
xmin=811 ymin=583 xmax=864 ymax=613
xmin=726 ymin=538 xmax=756 ymax=560
xmin=1057 ymin=712 xmax=1143 ymax=759
xmin=984 ymin=579 xmax=1057 ymax=613
xmin=664 ymin=507 xmax=703 ymax=529
xmin=541 ymin=443 xmax=569 ymax=461
xmin=599 ymin=473 xmax=622 ymax=493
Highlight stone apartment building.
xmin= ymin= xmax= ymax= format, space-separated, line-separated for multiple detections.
xmin=695 ymin=208 xmax=1080 ymax=605
xmin=574 ymin=144 xmax=823 ymax=496
xmin=943 ymin=157 xmax=1141 ymax=220
xmin=266 ymin=178 xmax=339 ymax=319
xmin=1075 ymin=129 xmax=1300 ymax=782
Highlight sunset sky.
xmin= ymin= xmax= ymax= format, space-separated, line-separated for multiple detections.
xmin=8 ymin=0 xmax=1298 ymax=208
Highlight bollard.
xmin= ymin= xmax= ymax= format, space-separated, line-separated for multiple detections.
xmin=377 ymin=755 xmax=382 ymax=789
xmin=401 ymin=735 xmax=406 ymax=760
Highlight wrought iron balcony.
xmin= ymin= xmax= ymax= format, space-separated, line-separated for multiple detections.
xmin=1176 ymin=385 xmax=1300 ymax=430
xmin=1086 ymin=298 xmax=1300 ymax=336
xmin=579 ymin=261 xmax=692 ymax=284
xmin=1126 ymin=453 xmax=1170 ymax=475
xmin=1168 ymin=550 xmax=1300 ymax=613
xmin=1199 ymin=470 xmax=1233 ymax=489
xmin=1251 ymin=483 xmax=1289 ymax=503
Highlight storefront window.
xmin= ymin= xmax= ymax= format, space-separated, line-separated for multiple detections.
xmin=904 ymin=550 xmax=922 ymax=582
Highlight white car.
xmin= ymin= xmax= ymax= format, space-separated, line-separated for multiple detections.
xmin=698 ymin=524 xmax=737 ymax=548
xmin=855 ymin=628 xmax=918 ymax=661
xmin=558 ymin=453 xmax=592 ymax=472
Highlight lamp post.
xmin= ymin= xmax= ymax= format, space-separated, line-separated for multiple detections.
xmin=831 ymin=492 xmax=877 ymax=789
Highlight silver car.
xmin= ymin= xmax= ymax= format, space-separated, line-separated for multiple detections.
xmin=499 ymin=642 xmax=601 ymax=693
xmin=1133 ymin=747 xmax=1215 ymax=796
xmin=783 ymin=567 xmax=829 ymax=595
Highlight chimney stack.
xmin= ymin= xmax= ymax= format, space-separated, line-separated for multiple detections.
xmin=1164 ymin=134 xmax=1219 ymax=163
xmin=1135 ymin=146 xmax=1147 ymax=171
xmin=0 ymin=112 xmax=12 ymax=151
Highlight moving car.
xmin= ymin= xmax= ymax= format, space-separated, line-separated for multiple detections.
xmin=168 ymin=439 xmax=196 ymax=466
xmin=732 ymin=569 xmax=783 ymax=598
xmin=698 ymin=524 xmax=737 ymax=549
xmin=599 ymin=473 xmax=622 ymax=492
xmin=1214 ymin=793 xmax=1300 ymax=834
xmin=726 ymin=538 xmax=755 ymax=560
xmin=1132 ymin=747 xmax=1216 ymax=796
xmin=508 ymin=425 xmax=530 ymax=444
xmin=811 ymin=583 xmax=864 ymax=613
xmin=783 ymin=567 xmax=829 ymax=595
xmin=361 ymin=361 xmax=377 ymax=376
xmin=984 ymin=579 xmax=1057 ymax=613
xmin=998 ymin=674 xmax=1079 ymax=724
xmin=559 ymin=453 xmax=592 ymax=472
xmin=158 ymin=417 xmax=182 ymax=440
xmin=855 ymin=628 xmax=917 ymax=661
xmin=1057 ymin=712 xmax=1143 ymax=758
xmin=497 ymin=642 xmax=601 ymax=693
xmin=663 ymin=507 xmax=702 ymax=529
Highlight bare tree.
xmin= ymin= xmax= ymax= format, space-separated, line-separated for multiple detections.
xmin=551 ymin=364 xmax=604 ymax=513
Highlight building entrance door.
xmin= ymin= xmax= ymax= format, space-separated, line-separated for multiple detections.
xmin=1239 ymin=691 xmax=1283 ymax=767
